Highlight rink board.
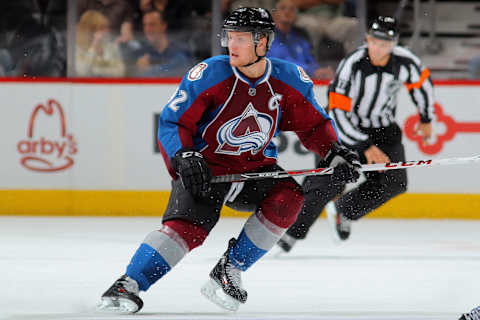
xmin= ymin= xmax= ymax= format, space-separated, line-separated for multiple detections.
xmin=1 ymin=78 xmax=480 ymax=217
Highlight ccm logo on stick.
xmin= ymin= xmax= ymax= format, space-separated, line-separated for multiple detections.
xmin=385 ymin=160 xmax=432 ymax=168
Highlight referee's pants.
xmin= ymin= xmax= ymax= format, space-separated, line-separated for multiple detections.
xmin=286 ymin=123 xmax=407 ymax=240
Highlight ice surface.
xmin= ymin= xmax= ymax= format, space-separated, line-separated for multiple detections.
xmin=1 ymin=216 xmax=479 ymax=320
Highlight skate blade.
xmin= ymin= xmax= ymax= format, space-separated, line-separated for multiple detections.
xmin=96 ymin=297 xmax=139 ymax=314
xmin=200 ymin=279 xmax=240 ymax=312
xmin=325 ymin=201 xmax=342 ymax=244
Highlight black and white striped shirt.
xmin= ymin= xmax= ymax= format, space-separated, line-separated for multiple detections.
xmin=328 ymin=44 xmax=435 ymax=147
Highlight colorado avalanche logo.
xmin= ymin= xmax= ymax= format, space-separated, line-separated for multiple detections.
xmin=216 ymin=103 xmax=274 ymax=155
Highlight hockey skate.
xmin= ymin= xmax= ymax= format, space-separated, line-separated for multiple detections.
xmin=97 ymin=275 xmax=143 ymax=313
xmin=200 ymin=238 xmax=247 ymax=312
xmin=326 ymin=201 xmax=351 ymax=242
xmin=276 ymin=232 xmax=297 ymax=253
xmin=459 ymin=306 xmax=480 ymax=320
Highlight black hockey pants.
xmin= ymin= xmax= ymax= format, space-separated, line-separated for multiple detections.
xmin=286 ymin=123 xmax=408 ymax=240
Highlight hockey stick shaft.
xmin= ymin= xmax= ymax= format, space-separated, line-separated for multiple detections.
xmin=211 ymin=154 xmax=480 ymax=183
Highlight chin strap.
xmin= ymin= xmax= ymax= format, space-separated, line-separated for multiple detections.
xmin=241 ymin=54 xmax=265 ymax=67
xmin=241 ymin=40 xmax=266 ymax=67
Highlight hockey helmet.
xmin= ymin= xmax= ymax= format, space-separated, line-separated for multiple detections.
xmin=368 ymin=16 xmax=399 ymax=41
xmin=221 ymin=7 xmax=275 ymax=51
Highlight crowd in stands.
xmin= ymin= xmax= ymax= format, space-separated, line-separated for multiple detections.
xmin=1 ymin=0 xmax=477 ymax=79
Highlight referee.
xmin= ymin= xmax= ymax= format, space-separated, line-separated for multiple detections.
xmin=278 ymin=16 xmax=435 ymax=252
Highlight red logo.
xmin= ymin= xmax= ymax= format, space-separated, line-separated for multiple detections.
xmin=17 ymin=99 xmax=78 ymax=172
xmin=404 ymin=102 xmax=480 ymax=155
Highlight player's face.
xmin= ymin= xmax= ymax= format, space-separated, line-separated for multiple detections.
xmin=227 ymin=31 xmax=257 ymax=67
xmin=366 ymin=35 xmax=395 ymax=66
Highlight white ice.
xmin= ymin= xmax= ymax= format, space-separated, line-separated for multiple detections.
xmin=1 ymin=216 xmax=480 ymax=320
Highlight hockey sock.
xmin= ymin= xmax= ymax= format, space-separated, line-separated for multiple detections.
xmin=126 ymin=225 xmax=190 ymax=291
xmin=229 ymin=210 xmax=287 ymax=271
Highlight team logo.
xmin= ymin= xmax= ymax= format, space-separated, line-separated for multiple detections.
xmin=17 ymin=99 xmax=78 ymax=172
xmin=297 ymin=66 xmax=312 ymax=83
xmin=386 ymin=80 xmax=402 ymax=96
xmin=188 ymin=62 xmax=208 ymax=81
xmin=404 ymin=102 xmax=480 ymax=155
xmin=216 ymin=103 xmax=274 ymax=155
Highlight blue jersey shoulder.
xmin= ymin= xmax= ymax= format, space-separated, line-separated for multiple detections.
xmin=269 ymin=57 xmax=314 ymax=96
xmin=181 ymin=55 xmax=233 ymax=95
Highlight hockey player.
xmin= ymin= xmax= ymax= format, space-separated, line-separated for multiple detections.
xmin=277 ymin=16 xmax=435 ymax=252
xmin=97 ymin=7 xmax=360 ymax=313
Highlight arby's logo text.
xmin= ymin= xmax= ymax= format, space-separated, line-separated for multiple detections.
xmin=17 ymin=99 xmax=78 ymax=172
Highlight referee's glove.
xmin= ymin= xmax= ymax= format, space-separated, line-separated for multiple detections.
xmin=324 ymin=142 xmax=361 ymax=184
xmin=172 ymin=148 xmax=212 ymax=198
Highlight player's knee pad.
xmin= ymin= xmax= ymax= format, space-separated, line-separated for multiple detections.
xmin=163 ymin=219 xmax=208 ymax=251
xmin=259 ymin=181 xmax=304 ymax=228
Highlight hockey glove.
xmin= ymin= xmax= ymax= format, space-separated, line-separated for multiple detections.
xmin=325 ymin=142 xmax=361 ymax=184
xmin=172 ymin=148 xmax=212 ymax=198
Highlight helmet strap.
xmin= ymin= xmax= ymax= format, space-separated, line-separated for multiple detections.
xmin=240 ymin=36 xmax=266 ymax=67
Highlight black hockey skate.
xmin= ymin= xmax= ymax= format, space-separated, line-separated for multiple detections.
xmin=459 ymin=306 xmax=480 ymax=320
xmin=326 ymin=201 xmax=351 ymax=242
xmin=277 ymin=232 xmax=297 ymax=253
xmin=97 ymin=275 xmax=143 ymax=313
xmin=200 ymin=238 xmax=247 ymax=311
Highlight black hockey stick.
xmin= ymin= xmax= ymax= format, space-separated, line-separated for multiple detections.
xmin=211 ymin=154 xmax=480 ymax=183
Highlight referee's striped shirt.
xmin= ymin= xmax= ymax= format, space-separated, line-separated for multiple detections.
xmin=328 ymin=44 xmax=435 ymax=147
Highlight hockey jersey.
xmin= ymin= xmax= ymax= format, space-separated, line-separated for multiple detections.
xmin=158 ymin=55 xmax=340 ymax=177
xmin=328 ymin=45 xmax=435 ymax=148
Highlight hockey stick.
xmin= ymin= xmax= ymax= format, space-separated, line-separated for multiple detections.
xmin=211 ymin=154 xmax=480 ymax=183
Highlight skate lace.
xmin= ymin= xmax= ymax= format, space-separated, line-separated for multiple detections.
xmin=464 ymin=306 xmax=480 ymax=320
xmin=225 ymin=261 xmax=243 ymax=289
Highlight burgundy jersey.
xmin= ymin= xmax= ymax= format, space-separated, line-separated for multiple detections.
xmin=158 ymin=55 xmax=340 ymax=177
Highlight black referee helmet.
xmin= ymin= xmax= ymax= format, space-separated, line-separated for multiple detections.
xmin=368 ymin=16 xmax=399 ymax=41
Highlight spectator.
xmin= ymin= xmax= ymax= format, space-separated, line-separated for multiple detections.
xmin=9 ymin=15 xmax=65 ymax=77
xmin=268 ymin=0 xmax=333 ymax=79
xmin=292 ymin=0 xmax=359 ymax=60
xmin=470 ymin=56 xmax=480 ymax=79
xmin=132 ymin=0 xmax=211 ymax=61
xmin=75 ymin=10 xmax=126 ymax=77
xmin=0 ymin=49 xmax=14 ymax=76
xmin=77 ymin=0 xmax=135 ymax=36
xmin=120 ymin=10 xmax=192 ymax=77
xmin=1 ymin=0 xmax=66 ymax=77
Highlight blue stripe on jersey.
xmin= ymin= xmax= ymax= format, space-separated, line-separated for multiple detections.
xmin=126 ymin=243 xmax=171 ymax=291
xmin=263 ymin=141 xmax=278 ymax=159
xmin=229 ymin=230 xmax=268 ymax=272
xmin=158 ymin=56 xmax=233 ymax=158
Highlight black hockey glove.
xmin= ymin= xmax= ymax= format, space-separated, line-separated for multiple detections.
xmin=172 ymin=148 xmax=212 ymax=198
xmin=325 ymin=142 xmax=361 ymax=184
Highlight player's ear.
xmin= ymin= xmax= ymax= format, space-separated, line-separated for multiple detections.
xmin=258 ymin=36 xmax=268 ymax=55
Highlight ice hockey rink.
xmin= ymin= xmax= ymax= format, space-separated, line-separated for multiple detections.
xmin=2 ymin=216 xmax=480 ymax=320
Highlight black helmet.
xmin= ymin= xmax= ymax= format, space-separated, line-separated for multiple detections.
xmin=221 ymin=7 xmax=275 ymax=51
xmin=368 ymin=16 xmax=399 ymax=41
